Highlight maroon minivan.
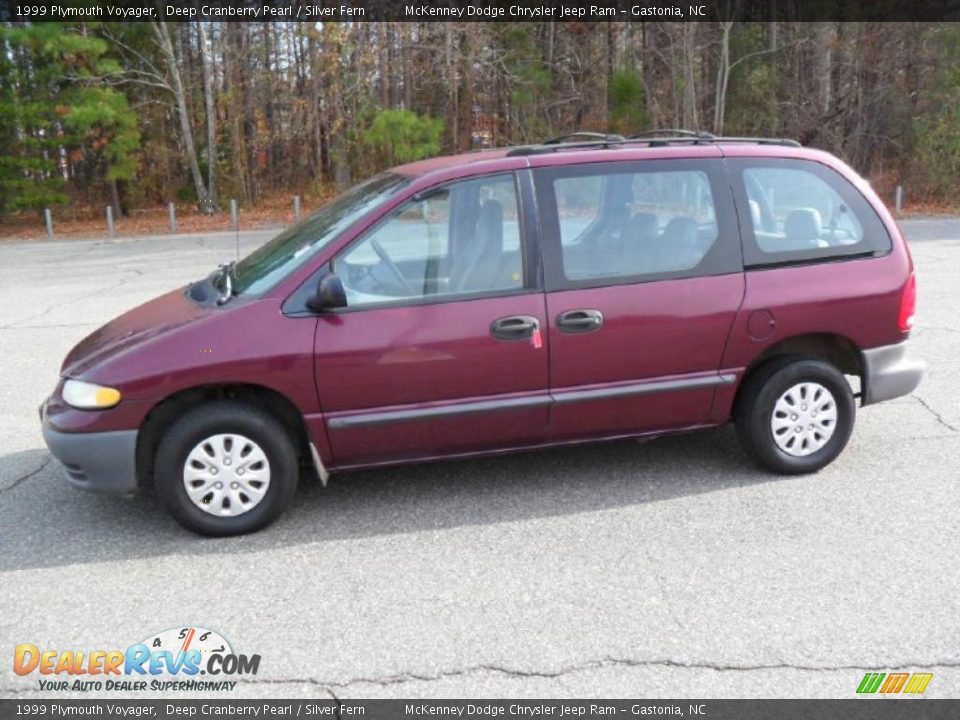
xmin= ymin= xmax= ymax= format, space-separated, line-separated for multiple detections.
xmin=40 ymin=132 xmax=924 ymax=535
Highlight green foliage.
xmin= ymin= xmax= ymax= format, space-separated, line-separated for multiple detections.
xmin=725 ymin=62 xmax=780 ymax=136
xmin=608 ymin=70 xmax=647 ymax=135
xmin=63 ymin=87 xmax=140 ymax=182
xmin=0 ymin=23 xmax=139 ymax=216
xmin=361 ymin=109 xmax=443 ymax=167
xmin=911 ymin=28 xmax=960 ymax=196
xmin=175 ymin=183 xmax=196 ymax=204
xmin=497 ymin=25 xmax=553 ymax=142
xmin=722 ymin=25 xmax=781 ymax=137
xmin=916 ymin=111 xmax=960 ymax=193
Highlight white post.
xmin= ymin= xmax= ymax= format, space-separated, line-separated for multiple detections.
xmin=895 ymin=185 xmax=903 ymax=214
xmin=294 ymin=195 xmax=301 ymax=221
xmin=106 ymin=206 xmax=115 ymax=237
xmin=230 ymin=198 xmax=238 ymax=229
xmin=44 ymin=208 xmax=53 ymax=238
xmin=168 ymin=202 xmax=177 ymax=232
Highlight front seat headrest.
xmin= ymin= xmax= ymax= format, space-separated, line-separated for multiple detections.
xmin=784 ymin=208 xmax=823 ymax=248
xmin=628 ymin=212 xmax=658 ymax=241
xmin=662 ymin=216 xmax=699 ymax=245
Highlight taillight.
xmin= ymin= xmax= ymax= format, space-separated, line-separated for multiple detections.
xmin=898 ymin=272 xmax=917 ymax=332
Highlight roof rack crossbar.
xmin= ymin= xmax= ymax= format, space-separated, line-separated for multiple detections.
xmin=709 ymin=135 xmax=801 ymax=148
xmin=543 ymin=131 xmax=625 ymax=145
xmin=628 ymin=129 xmax=716 ymax=140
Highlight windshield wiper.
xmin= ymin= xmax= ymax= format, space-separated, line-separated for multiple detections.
xmin=213 ymin=262 xmax=236 ymax=305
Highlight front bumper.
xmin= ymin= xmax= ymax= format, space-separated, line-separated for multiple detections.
xmin=862 ymin=341 xmax=925 ymax=406
xmin=41 ymin=423 xmax=139 ymax=495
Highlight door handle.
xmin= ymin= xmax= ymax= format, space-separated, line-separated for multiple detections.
xmin=490 ymin=315 xmax=539 ymax=341
xmin=557 ymin=309 xmax=603 ymax=334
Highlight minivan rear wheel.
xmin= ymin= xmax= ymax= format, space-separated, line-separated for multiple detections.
xmin=735 ymin=357 xmax=855 ymax=474
xmin=154 ymin=401 xmax=298 ymax=536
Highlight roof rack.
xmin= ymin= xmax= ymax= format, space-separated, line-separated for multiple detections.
xmin=629 ymin=129 xmax=716 ymax=140
xmin=505 ymin=130 xmax=800 ymax=156
xmin=543 ymin=131 xmax=625 ymax=145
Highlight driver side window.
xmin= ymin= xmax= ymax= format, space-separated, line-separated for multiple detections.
xmin=335 ymin=174 xmax=523 ymax=308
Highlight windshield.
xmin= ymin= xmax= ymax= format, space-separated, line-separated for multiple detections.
xmin=233 ymin=172 xmax=410 ymax=296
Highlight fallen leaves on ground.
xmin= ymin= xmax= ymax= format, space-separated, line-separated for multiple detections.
xmin=0 ymin=190 xmax=337 ymax=242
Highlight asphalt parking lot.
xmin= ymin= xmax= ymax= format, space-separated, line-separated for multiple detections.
xmin=1 ymin=219 xmax=958 ymax=699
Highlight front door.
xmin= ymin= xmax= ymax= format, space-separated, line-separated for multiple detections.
xmin=534 ymin=158 xmax=745 ymax=440
xmin=314 ymin=172 xmax=550 ymax=466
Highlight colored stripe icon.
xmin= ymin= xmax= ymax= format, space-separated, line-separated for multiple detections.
xmin=857 ymin=672 xmax=932 ymax=694
xmin=879 ymin=673 xmax=909 ymax=693
xmin=857 ymin=673 xmax=885 ymax=693
xmin=904 ymin=673 xmax=934 ymax=694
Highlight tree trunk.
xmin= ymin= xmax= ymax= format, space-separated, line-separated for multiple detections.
xmin=198 ymin=21 xmax=219 ymax=211
xmin=402 ymin=23 xmax=413 ymax=110
xmin=109 ymin=178 xmax=122 ymax=218
xmin=714 ymin=22 xmax=733 ymax=134
xmin=641 ymin=23 xmax=659 ymax=127
xmin=445 ymin=24 xmax=458 ymax=149
xmin=323 ymin=23 xmax=350 ymax=187
xmin=379 ymin=23 xmax=390 ymax=108
xmin=153 ymin=20 xmax=211 ymax=214
xmin=606 ymin=21 xmax=617 ymax=115
xmin=306 ymin=25 xmax=323 ymax=182
xmin=682 ymin=24 xmax=699 ymax=130
xmin=458 ymin=27 xmax=474 ymax=151
xmin=813 ymin=23 xmax=834 ymax=117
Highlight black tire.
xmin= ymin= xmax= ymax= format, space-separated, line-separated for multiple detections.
xmin=154 ymin=400 xmax=298 ymax=536
xmin=734 ymin=356 xmax=855 ymax=475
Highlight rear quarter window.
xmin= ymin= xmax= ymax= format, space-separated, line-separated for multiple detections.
xmin=731 ymin=158 xmax=892 ymax=267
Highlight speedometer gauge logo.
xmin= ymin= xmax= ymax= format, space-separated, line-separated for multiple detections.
xmin=141 ymin=626 xmax=234 ymax=669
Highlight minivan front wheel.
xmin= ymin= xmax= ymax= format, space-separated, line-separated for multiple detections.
xmin=735 ymin=357 xmax=855 ymax=474
xmin=155 ymin=401 xmax=298 ymax=536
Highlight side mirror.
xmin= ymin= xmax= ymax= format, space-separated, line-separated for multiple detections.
xmin=307 ymin=271 xmax=347 ymax=312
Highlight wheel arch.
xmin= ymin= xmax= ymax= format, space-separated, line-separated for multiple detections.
xmin=731 ymin=332 xmax=863 ymax=416
xmin=135 ymin=383 xmax=311 ymax=489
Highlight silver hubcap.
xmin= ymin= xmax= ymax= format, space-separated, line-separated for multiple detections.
xmin=771 ymin=382 xmax=838 ymax=457
xmin=182 ymin=434 xmax=271 ymax=517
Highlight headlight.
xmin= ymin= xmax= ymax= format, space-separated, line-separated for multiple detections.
xmin=62 ymin=379 xmax=122 ymax=409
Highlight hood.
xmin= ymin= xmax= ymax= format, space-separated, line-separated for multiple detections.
xmin=62 ymin=288 xmax=211 ymax=377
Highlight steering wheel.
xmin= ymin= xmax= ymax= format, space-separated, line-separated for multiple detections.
xmin=370 ymin=238 xmax=416 ymax=295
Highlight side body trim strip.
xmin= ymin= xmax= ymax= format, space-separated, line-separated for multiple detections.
xmin=552 ymin=373 xmax=734 ymax=404
xmin=325 ymin=374 xmax=735 ymax=429
xmin=327 ymin=395 xmax=549 ymax=429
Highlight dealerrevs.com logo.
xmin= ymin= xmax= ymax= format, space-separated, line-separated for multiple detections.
xmin=13 ymin=626 xmax=260 ymax=692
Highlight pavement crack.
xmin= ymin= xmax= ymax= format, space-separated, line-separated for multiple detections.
xmin=328 ymin=688 xmax=343 ymax=720
xmin=912 ymin=395 xmax=960 ymax=432
xmin=916 ymin=324 xmax=960 ymax=335
xmin=0 ymin=268 xmax=142 ymax=329
xmin=234 ymin=657 xmax=960 ymax=691
xmin=640 ymin=545 xmax=685 ymax=632
xmin=0 ymin=323 xmax=98 ymax=331
xmin=590 ymin=657 xmax=960 ymax=675
xmin=1 ymin=455 xmax=52 ymax=494
xmin=6 ymin=657 xmax=960 ymax=696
